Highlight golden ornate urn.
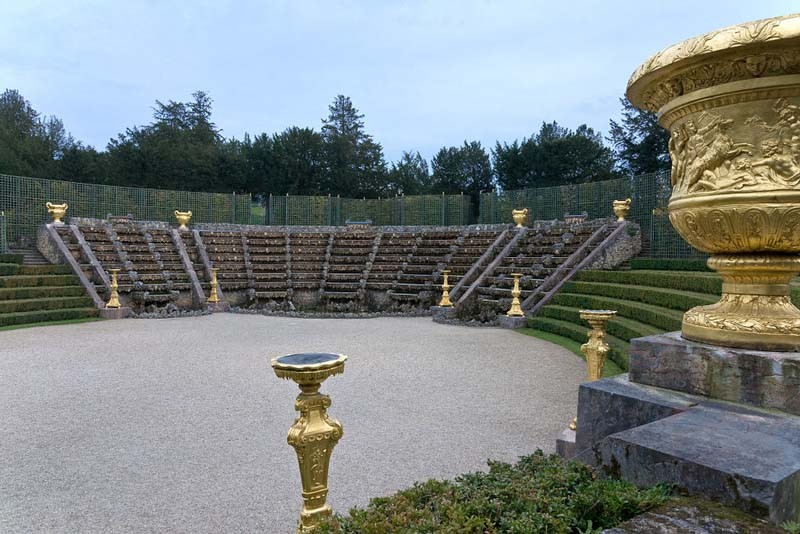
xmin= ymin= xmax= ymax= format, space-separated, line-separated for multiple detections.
xmin=628 ymin=14 xmax=800 ymax=350
xmin=46 ymin=202 xmax=68 ymax=224
xmin=612 ymin=198 xmax=631 ymax=222
xmin=512 ymin=208 xmax=528 ymax=228
xmin=174 ymin=210 xmax=192 ymax=230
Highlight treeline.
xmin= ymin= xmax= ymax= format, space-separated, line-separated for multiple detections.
xmin=0 ymin=88 xmax=669 ymax=204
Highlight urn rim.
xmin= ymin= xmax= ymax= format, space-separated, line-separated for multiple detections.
xmin=627 ymin=14 xmax=800 ymax=112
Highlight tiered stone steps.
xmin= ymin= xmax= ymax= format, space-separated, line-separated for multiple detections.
xmin=389 ymin=231 xmax=461 ymax=306
xmin=246 ymin=231 xmax=290 ymax=303
xmin=323 ymin=233 xmax=375 ymax=306
xmin=0 ymin=254 xmax=99 ymax=328
xmin=197 ymin=231 xmax=249 ymax=290
xmin=474 ymin=220 xmax=608 ymax=314
xmin=290 ymin=233 xmax=329 ymax=290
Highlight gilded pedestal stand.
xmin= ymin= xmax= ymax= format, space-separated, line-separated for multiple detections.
xmin=99 ymin=268 xmax=132 ymax=319
xmin=207 ymin=268 xmax=220 ymax=303
xmin=507 ymin=273 xmax=524 ymax=317
xmin=438 ymin=270 xmax=453 ymax=307
xmin=567 ymin=310 xmax=616 ymax=433
xmin=272 ymin=353 xmax=347 ymax=533
xmin=106 ymin=269 xmax=121 ymax=308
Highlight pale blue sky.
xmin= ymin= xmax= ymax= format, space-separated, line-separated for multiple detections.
xmin=2 ymin=1 xmax=795 ymax=162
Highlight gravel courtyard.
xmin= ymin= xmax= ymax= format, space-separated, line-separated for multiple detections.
xmin=0 ymin=314 xmax=585 ymax=533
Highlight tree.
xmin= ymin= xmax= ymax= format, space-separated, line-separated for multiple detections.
xmin=608 ymin=97 xmax=670 ymax=175
xmin=493 ymin=121 xmax=618 ymax=190
xmin=321 ymin=95 xmax=388 ymax=197
xmin=248 ymin=127 xmax=327 ymax=195
xmin=386 ymin=151 xmax=431 ymax=195
xmin=106 ymin=91 xmax=236 ymax=192
xmin=431 ymin=141 xmax=494 ymax=218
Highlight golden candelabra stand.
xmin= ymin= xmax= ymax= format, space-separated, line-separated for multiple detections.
xmin=506 ymin=273 xmax=524 ymax=317
xmin=207 ymin=268 xmax=220 ymax=303
xmin=570 ymin=309 xmax=617 ymax=430
xmin=272 ymin=352 xmax=347 ymax=533
xmin=512 ymin=208 xmax=528 ymax=228
xmin=174 ymin=209 xmax=192 ymax=230
xmin=612 ymin=198 xmax=631 ymax=222
xmin=106 ymin=269 xmax=121 ymax=309
xmin=438 ymin=270 xmax=453 ymax=307
xmin=46 ymin=202 xmax=68 ymax=224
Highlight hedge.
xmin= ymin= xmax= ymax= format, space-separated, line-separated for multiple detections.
xmin=0 ymin=263 xmax=20 ymax=276
xmin=0 ymin=307 xmax=99 ymax=327
xmin=0 ymin=254 xmax=23 ymax=264
xmin=551 ymin=292 xmax=683 ymax=332
xmin=540 ymin=305 xmax=663 ymax=342
xmin=0 ymin=274 xmax=80 ymax=288
xmin=0 ymin=296 xmax=94 ymax=314
xmin=562 ymin=281 xmax=717 ymax=312
xmin=528 ymin=316 xmax=631 ymax=370
xmin=320 ymin=451 xmax=669 ymax=533
xmin=575 ymin=270 xmax=722 ymax=296
xmin=0 ymin=285 xmax=87 ymax=301
xmin=19 ymin=264 xmax=74 ymax=275
xmin=630 ymin=258 xmax=711 ymax=271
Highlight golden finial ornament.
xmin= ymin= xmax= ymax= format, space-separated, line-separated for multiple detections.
xmin=512 ymin=208 xmax=528 ymax=228
xmin=570 ymin=309 xmax=617 ymax=431
xmin=207 ymin=268 xmax=220 ymax=303
xmin=46 ymin=202 xmax=68 ymax=225
xmin=272 ymin=352 xmax=347 ymax=533
xmin=174 ymin=210 xmax=192 ymax=231
xmin=106 ymin=269 xmax=121 ymax=309
xmin=438 ymin=270 xmax=453 ymax=307
xmin=506 ymin=273 xmax=524 ymax=317
xmin=627 ymin=14 xmax=800 ymax=351
xmin=612 ymin=198 xmax=631 ymax=222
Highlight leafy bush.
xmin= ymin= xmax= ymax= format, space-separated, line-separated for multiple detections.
xmin=575 ymin=270 xmax=722 ymax=296
xmin=562 ymin=281 xmax=716 ymax=312
xmin=630 ymin=258 xmax=710 ymax=271
xmin=320 ymin=451 xmax=669 ymax=533
xmin=551 ymin=293 xmax=683 ymax=332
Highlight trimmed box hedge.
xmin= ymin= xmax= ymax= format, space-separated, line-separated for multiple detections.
xmin=551 ymin=292 xmax=684 ymax=332
xmin=0 ymin=263 xmax=21 ymax=276
xmin=19 ymin=264 xmax=74 ymax=275
xmin=630 ymin=258 xmax=711 ymax=271
xmin=0 ymin=254 xmax=24 ymax=264
xmin=0 ymin=296 xmax=94 ymax=314
xmin=562 ymin=281 xmax=717 ymax=312
xmin=575 ymin=270 xmax=722 ymax=296
xmin=540 ymin=305 xmax=663 ymax=342
xmin=0 ymin=307 xmax=99 ymax=327
xmin=0 ymin=285 xmax=88 ymax=301
xmin=0 ymin=274 xmax=81 ymax=288
xmin=528 ymin=316 xmax=631 ymax=370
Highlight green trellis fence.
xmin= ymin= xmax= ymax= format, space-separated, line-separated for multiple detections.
xmin=479 ymin=172 xmax=702 ymax=259
xmin=0 ymin=174 xmax=252 ymax=246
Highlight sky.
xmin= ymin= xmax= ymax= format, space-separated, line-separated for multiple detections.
xmin=1 ymin=1 xmax=796 ymax=163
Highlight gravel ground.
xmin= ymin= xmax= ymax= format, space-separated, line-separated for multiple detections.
xmin=0 ymin=314 xmax=585 ymax=533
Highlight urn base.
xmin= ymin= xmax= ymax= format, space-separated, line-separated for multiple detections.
xmin=682 ymin=254 xmax=800 ymax=351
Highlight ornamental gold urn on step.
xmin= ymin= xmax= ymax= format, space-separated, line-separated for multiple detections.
xmin=627 ymin=14 xmax=800 ymax=351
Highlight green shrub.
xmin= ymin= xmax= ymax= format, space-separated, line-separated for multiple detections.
xmin=19 ymin=264 xmax=74 ymax=275
xmin=0 ymin=307 xmax=99 ymax=327
xmin=551 ymin=293 xmax=683 ymax=332
xmin=0 ymin=285 xmax=87 ymax=301
xmin=575 ymin=270 xmax=721 ymax=296
xmin=540 ymin=305 xmax=662 ymax=342
xmin=562 ymin=281 xmax=716 ymax=312
xmin=0 ymin=296 xmax=94 ymax=314
xmin=0 ymin=274 xmax=80 ymax=288
xmin=0 ymin=254 xmax=23 ymax=264
xmin=0 ymin=263 xmax=20 ymax=276
xmin=320 ymin=451 xmax=669 ymax=534
xmin=528 ymin=316 xmax=630 ymax=369
xmin=630 ymin=258 xmax=710 ymax=271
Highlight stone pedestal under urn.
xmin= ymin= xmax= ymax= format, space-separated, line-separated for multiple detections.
xmin=561 ymin=15 xmax=800 ymax=525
